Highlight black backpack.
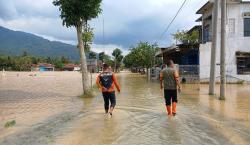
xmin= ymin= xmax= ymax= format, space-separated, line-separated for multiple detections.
xmin=99 ymin=72 xmax=113 ymax=89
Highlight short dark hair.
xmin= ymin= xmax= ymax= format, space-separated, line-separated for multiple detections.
xmin=162 ymin=64 xmax=166 ymax=69
xmin=166 ymin=60 xmax=174 ymax=67
xmin=103 ymin=64 xmax=109 ymax=70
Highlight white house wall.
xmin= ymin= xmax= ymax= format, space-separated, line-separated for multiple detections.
xmin=199 ymin=2 xmax=250 ymax=82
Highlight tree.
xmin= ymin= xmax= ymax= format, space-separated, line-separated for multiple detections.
xmin=172 ymin=30 xmax=199 ymax=44
xmin=54 ymin=59 xmax=64 ymax=69
xmin=46 ymin=57 xmax=53 ymax=64
xmin=53 ymin=0 xmax=102 ymax=95
xmin=123 ymin=53 xmax=133 ymax=68
xmin=22 ymin=51 xmax=28 ymax=57
xmin=88 ymin=51 xmax=97 ymax=59
xmin=123 ymin=42 xmax=158 ymax=72
xmin=103 ymin=54 xmax=114 ymax=67
xmin=98 ymin=52 xmax=105 ymax=61
xmin=112 ymin=48 xmax=123 ymax=72
xmin=82 ymin=26 xmax=94 ymax=52
xmin=61 ymin=56 xmax=70 ymax=64
xmin=15 ymin=56 xmax=33 ymax=71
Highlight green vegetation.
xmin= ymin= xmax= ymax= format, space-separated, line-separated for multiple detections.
xmin=103 ymin=54 xmax=114 ymax=67
xmin=82 ymin=25 xmax=94 ymax=52
xmin=0 ymin=54 xmax=71 ymax=71
xmin=88 ymin=51 xmax=97 ymax=59
xmin=172 ymin=30 xmax=199 ymax=44
xmin=112 ymin=48 xmax=124 ymax=72
xmin=123 ymin=42 xmax=161 ymax=69
xmin=4 ymin=120 xmax=16 ymax=128
xmin=99 ymin=52 xmax=114 ymax=67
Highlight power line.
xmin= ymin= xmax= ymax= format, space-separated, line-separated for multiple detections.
xmin=158 ymin=0 xmax=188 ymax=42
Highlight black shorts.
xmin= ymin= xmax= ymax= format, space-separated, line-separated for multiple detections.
xmin=102 ymin=92 xmax=116 ymax=110
xmin=164 ymin=89 xmax=178 ymax=106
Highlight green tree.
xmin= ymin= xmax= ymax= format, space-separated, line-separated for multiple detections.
xmin=14 ymin=56 xmax=33 ymax=71
xmin=61 ymin=56 xmax=70 ymax=64
xmin=102 ymin=54 xmax=114 ymax=67
xmin=46 ymin=57 xmax=53 ymax=64
xmin=22 ymin=51 xmax=28 ymax=57
xmin=54 ymin=60 xmax=64 ymax=69
xmin=123 ymin=42 xmax=158 ymax=72
xmin=88 ymin=51 xmax=97 ymax=59
xmin=82 ymin=26 xmax=94 ymax=52
xmin=53 ymin=0 xmax=102 ymax=95
xmin=112 ymin=48 xmax=123 ymax=72
xmin=172 ymin=30 xmax=199 ymax=44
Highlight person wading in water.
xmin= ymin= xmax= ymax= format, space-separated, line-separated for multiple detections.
xmin=96 ymin=64 xmax=121 ymax=117
xmin=160 ymin=60 xmax=181 ymax=116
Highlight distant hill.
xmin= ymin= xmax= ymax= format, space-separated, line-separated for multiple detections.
xmin=0 ymin=26 xmax=80 ymax=60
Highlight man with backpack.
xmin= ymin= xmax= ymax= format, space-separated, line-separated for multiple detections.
xmin=96 ymin=64 xmax=121 ymax=117
xmin=160 ymin=60 xmax=181 ymax=116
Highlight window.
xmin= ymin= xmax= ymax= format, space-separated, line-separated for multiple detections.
xmin=236 ymin=52 xmax=250 ymax=75
xmin=203 ymin=25 xmax=211 ymax=43
xmin=244 ymin=18 xmax=250 ymax=37
xmin=229 ymin=18 xmax=235 ymax=34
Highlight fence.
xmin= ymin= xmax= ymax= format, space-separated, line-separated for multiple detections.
xmin=151 ymin=65 xmax=200 ymax=83
xmin=178 ymin=65 xmax=199 ymax=83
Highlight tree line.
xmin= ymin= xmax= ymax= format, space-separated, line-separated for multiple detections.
xmin=0 ymin=52 xmax=72 ymax=71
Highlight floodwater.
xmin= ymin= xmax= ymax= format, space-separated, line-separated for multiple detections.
xmin=1 ymin=72 xmax=250 ymax=145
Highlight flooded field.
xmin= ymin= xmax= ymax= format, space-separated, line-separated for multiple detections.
xmin=0 ymin=72 xmax=250 ymax=145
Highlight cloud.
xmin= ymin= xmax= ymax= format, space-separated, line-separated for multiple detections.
xmin=92 ymin=0 xmax=207 ymax=47
xmin=0 ymin=0 xmax=208 ymax=51
xmin=0 ymin=0 xmax=58 ymax=20
xmin=91 ymin=43 xmax=129 ymax=57
xmin=0 ymin=0 xmax=18 ymax=20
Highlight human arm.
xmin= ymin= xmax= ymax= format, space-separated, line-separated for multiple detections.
xmin=160 ymin=71 xmax=164 ymax=90
xmin=174 ymin=70 xmax=181 ymax=92
xmin=112 ymin=73 xmax=121 ymax=92
xmin=96 ymin=75 xmax=104 ymax=91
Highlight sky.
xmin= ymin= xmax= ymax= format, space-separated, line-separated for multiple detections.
xmin=0 ymin=0 xmax=207 ymax=55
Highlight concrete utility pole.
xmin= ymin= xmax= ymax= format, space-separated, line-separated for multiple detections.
xmin=220 ymin=0 xmax=226 ymax=100
xmin=209 ymin=0 xmax=219 ymax=95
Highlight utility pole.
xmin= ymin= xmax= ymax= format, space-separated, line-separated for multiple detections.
xmin=220 ymin=0 xmax=226 ymax=100
xmin=209 ymin=0 xmax=219 ymax=95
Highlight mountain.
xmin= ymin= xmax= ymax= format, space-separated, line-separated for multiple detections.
xmin=0 ymin=26 xmax=80 ymax=60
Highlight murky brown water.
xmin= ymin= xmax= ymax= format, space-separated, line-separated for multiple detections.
xmin=1 ymin=72 xmax=250 ymax=145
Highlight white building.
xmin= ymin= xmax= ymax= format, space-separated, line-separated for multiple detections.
xmin=197 ymin=0 xmax=250 ymax=82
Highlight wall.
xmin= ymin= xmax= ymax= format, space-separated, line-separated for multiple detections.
xmin=199 ymin=2 xmax=250 ymax=82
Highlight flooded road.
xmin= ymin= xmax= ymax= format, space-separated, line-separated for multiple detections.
xmin=1 ymin=72 xmax=250 ymax=145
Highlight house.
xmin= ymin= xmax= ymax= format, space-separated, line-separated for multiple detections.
xmin=62 ymin=64 xmax=80 ymax=71
xmin=156 ymin=0 xmax=250 ymax=83
xmin=197 ymin=0 xmax=250 ymax=82
xmin=85 ymin=51 xmax=103 ymax=73
xmin=31 ymin=63 xmax=54 ymax=71
xmin=155 ymin=26 xmax=202 ymax=83
xmin=87 ymin=59 xmax=102 ymax=73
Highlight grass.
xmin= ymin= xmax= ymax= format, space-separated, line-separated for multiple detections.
xmin=78 ymin=86 xmax=98 ymax=98
xmin=4 ymin=120 xmax=16 ymax=128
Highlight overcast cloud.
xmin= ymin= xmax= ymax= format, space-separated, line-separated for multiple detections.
xmin=0 ymin=0 xmax=207 ymax=55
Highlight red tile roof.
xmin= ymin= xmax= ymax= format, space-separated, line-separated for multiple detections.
xmin=31 ymin=63 xmax=54 ymax=67
xmin=63 ymin=64 xmax=79 ymax=68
